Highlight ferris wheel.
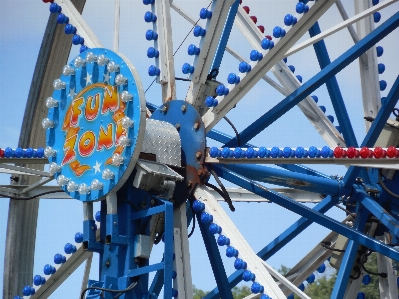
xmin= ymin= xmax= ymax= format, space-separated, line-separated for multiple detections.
xmin=2 ymin=0 xmax=399 ymax=298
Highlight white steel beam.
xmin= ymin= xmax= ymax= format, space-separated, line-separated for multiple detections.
xmin=113 ymin=0 xmax=120 ymax=52
xmin=286 ymin=0 xmax=398 ymax=57
xmin=154 ymin=0 xmax=177 ymax=102
xmin=173 ymin=202 xmax=193 ymax=299
xmin=194 ymin=185 xmax=287 ymax=299
xmin=0 ymin=164 xmax=51 ymax=177
xmin=185 ymin=0 xmax=235 ymax=110
xmin=55 ymin=0 xmax=103 ymax=48
xmin=376 ymin=234 xmax=398 ymax=299
xmin=80 ymin=253 xmax=93 ymax=298
xmin=202 ymin=0 xmax=336 ymax=132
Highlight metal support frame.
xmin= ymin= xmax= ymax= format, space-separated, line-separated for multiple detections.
xmin=215 ymin=12 xmax=399 ymax=147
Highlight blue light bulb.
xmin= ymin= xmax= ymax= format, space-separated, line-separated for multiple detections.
xmin=292 ymin=16 xmax=298 ymax=25
xmin=317 ymin=263 xmax=326 ymax=273
xmin=273 ymin=26 xmax=283 ymax=38
xmin=209 ymin=223 xmax=222 ymax=234
xmin=172 ymin=271 xmax=177 ymax=279
xmin=376 ymin=46 xmax=384 ymax=57
xmin=193 ymin=25 xmax=206 ymax=37
xmin=210 ymin=147 xmax=219 ymax=158
xmin=50 ymin=3 xmax=61 ymax=13
xmin=378 ymin=63 xmax=385 ymax=74
xmin=188 ymin=44 xmax=200 ymax=56
xmin=308 ymin=146 xmax=317 ymax=158
xmin=270 ymin=147 xmax=280 ymax=158
xmin=205 ymin=96 xmax=215 ymax=107
xmin=23 ymin=286 xmax=32 ymax=296
xmin=227 ymin=73 xmax=240 ymax=84
xmin=327 ymin=115 xmax=334 ymax=123
xmin=261 ymin=295 xmax=271 ymax=299
xmin=57 ymin=13 xmax=68 ymax=24
xmin=95 ymin=211 xmax=101 ymax=222
xmin=14 ymin=147 xmax=23 ymax=158
xmin=319 ymin=105 xmax=326 ymax=113
xmin=296 ymin=2 xmax=305 ymax=13
xmin=148 ymin=65 xmax=160 ymax=76
xmin=64 ymin=243 xmax=74 ymax=254
xmin=251 ymin=282 xmax=263 ymax=293
xmin=234 ymin=147 xmax=242 ymax=159
xmin=192 ymin=200 xmax=205 ymax=212
xmin=226 ymin=246 xmax=238 ymax=258
xmin=72 ymin=34 xmax=84 ymax=45
xmin=295 ymin=147 xmax=305 ymax=158
xmin=182 ymin=63 xmax=194 ymax=74
xmin=288 ymin=65 xmax=295 ymax=73
xmin=13 ymin=296 xmax=22 ymax=299
xmin=216 ymin=85 xmax=226 ymax=96
xmin=257 ymin=147 xmax=267 ymax=158
xmin=80 ymin=45 xmax=88 ymax=53
xmin=374 ymin=12 xmax=381 ymax=23
xmin=144 ymin=11 xmax=157 ymax=22
xmin=304 ymin=5 xmax=309 ymax=13
xmin=200 ymin=212 xmax=213 ymax=224
xmin=250 ymin=50 xmax=263 ymax=61
xmin=25 ymin=147 xmax=33 ymax=158
xmin=357 ymin=292 xmax=365 ymax=299
xmin=306 ymin=273 xmax=315 ymax=283
xmin=43 ymin=264 xmax=52 ymax=275
xmin=245 ymin=148 xmax=255 ymax=158
xmin=64 ymin=24 xmax=76 ymax=35
xmin=296 ymin=75 xmax=302 ymax=83
xmin=239 ymin=61 xmax=251 ymax=73
xmin=283 ymin=147 xmax=292 ymax=158
xmin=217 ymin=235 xmax=230 ymax=246
xmin=75 ymin=232 xmax=83 ymax=243
xmin=4 ymin=147 xmax=13 ymax=158
xmin=269 ymin=40 xmax=274 ymax=49
xmin=261 ymin=38 xmax=271 ymax=50
xmin=54 ymin=253 xmax=63 ymax=264
xmin=284 ymin=14 xmax=294 ymax=26
xmin=234 ymin=258 xmax=247 ymax=270
xmin=380 ymin=80 xmax=387 ymax=91
xmin=311 ymin=95 xmax=318 ymax=103
xmin=372 ymin=0 xmax=379 ymax=4
xmin=33 ymin=275 xmax=42 ymax=286
xmin=242 ymin=270 xmax=255 ymax=282
xmin=298 ymin=283 xmax=305 ymax=291
xmin=281 ymin=28 xmax=286 ymax=37
xmin=220 ymin=147 xmax=229 ymax=158
xmin=200 ymin=8 xmax=212 ymax=19
xmin=147 ymin=47 xmax=159 ymax=58
xmin=321 ymin=146 xmax=332 ymax=158
xmin=362 ymin=274 xmax=371 ymax=285
xmin=287 ymin=295 xmax=294 ymax=299
xmin=145 ymin=30 xmax=158 ymax=40
xmin=143 ymin=0 xmax=155 ymax=4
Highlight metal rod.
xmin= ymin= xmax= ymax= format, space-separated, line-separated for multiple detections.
xmin=113 ymin=0 xmax=120 ymax=52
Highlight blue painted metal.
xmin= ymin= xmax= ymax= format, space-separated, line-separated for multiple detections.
xmin=331 ymin=204 xmax=369 ymax=299
xmin=46 ymin=48 xmax=145 ymax=202
xmin=207 ymin=129 xmax=255 ymax=147
xmin=309 ymin=22 xmax=358 ymax=148
xmin=358 ymin=190 xmax=399 ymax=238
xmin=205 ymin=196 xmax=338 ymax=299
xmin=224 ymin=12 xmax=399 ymax=147
xmin=221 ymin=163 xmax=342 ymax=196
xmin=211 ymin=0 xmax=240 ymax=71
xmin=212 ymin=164 xmax=399 ymax=261
xmin=344 ymin=74 xmax=399 ymax=186
xmin=196 ymin=210 xmax=234 ymax=299
xmin=162 ymin=198 xmax=174 ymax=299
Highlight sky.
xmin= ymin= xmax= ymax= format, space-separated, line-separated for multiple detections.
xmin=1 ymin=0 xmax=399 ymax=298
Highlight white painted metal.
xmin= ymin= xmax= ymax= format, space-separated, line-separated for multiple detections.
xmin=335 ymin=0 xmax=361 ymax=44
xmin=0 ymin=164 xmax=51 ymax=177
xmin=80 ymin=253 xmax=93 ymax=298
xmin=185 ymin=0 xmax=235 ymax=110
xmin=376 ymin=234 xmax=398 ymax=299
xmin=202 ymin=0 xmax=336 ymax=132
xmin=55 ymin=0 xmax=103 ymax=48
xmin=194 ymin=185 xmax=287 ymax=299
xmin=113 ymin=0 xmax=120 ymax=52
xmin=355 ymin=0 xmax=383 ymax=132
xmin=21 ymin=177 xmax=54 ymax=194
xmin=173 ymin=203 xmax=193 ymax=299
xmin=154 ymin=0 xmax=177 ymax=102
xmin=286 ymin=0 xmax=398 ymax=57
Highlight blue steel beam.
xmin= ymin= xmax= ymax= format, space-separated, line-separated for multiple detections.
xmin=222 ymin=164 xmax=341 ymax=196
xmin=212 ymin=164 xmax=399 ymax=261
xmin=309 ymin=22 xmax=358 ymax=147
xmin=211 ymin=0 xmax=240 ymax=71
xmin=331 ymin=204 xmax=369 ymax=299
xmin=344 ymin=74 xmax=399 ymax=186
xmin=226 ymin=12 xmax=399 ymax=146
xmin=197 ymin=211 xmax=234 ymax=299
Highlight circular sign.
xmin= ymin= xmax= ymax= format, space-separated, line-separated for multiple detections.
xmin=44 ymin=48 xmax=146 ymax=201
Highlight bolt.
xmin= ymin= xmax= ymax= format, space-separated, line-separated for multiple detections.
xmin=196 ymin=151 xmax=202 ymax=159
xmin=187 ymin=181 xmax=192 ymax=188
xmin=175 ymin=123 xmax=181 ymax=131
xmin=161 ymin=106 xmax=168 ymax=113
xmin=193 ymin=122 xmax=199 ymax=130
xmin=141 ymin=201 xmax=147 ymax=208
xmin=114 ymin=222 xmax=117 ymax=226
xmin=181 ymin=105 xmax=186 ymax=112
xmin=105 ymin=260 xmax=110 ymax=267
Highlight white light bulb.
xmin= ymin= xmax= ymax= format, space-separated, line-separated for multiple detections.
xmin=67 ymin=181 xmax=78 ymax=192
xmin=49 ymin=162 xmax=61 ymax=175
xmin=107 ymin=61 xmax=119 ymax=73
xmin=102 ymin=169 xmax=115 ymax=180
xmin=121 ymin=116 xmax=134 ymax=129
xmin=86 ymin=52 xmax=97 ymax=63
xmin=45 ymin=97 xmax=58 ymax=108
xmin=53 ymin=79 xmax=66 ymax=90
xmin=97 ymin=54 xmax=109 ymax=66
xmin=112 ymin=154 xmax=124 ymax=166
xmin=57 ymin=175 xmax=69 ymax=186
xmin=42 ymin=118 xmax=55 ymax=129
xmin=62 ymin=65 xmax=75 ymax=76
xmin=74 ymin=56 xmax=86 ymax=68
xmin=115 ymin=74 xmax=127 ymax=86
xmin=118 ymin=135 xmax=131 ymax=146
xmin=120 ymin=91 xmax=133 ymax=102
xmin=44 ymin=146 xmax=56 ymax=158
xmin=90 ymin=179 xmax=103 ymax=190
xmin=78 ymin=183 xmax=90 ymax=194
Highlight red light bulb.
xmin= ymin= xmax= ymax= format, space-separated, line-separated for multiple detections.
xmin=265 ymin=35 xmax=272 ymax=40
xmin=258 ymin=25 xmax=265 ymax=33
xmin=243 ymin=6 xmax=250 ymax=14
xmin=346 ymin=147 xmax=357 ymax=159
xmin=373 ymin=147 xmax=385 ymax=159
xmin=386 ymin=146 xmax=397 ymax=158
xmin=250 ymin=16 xmax=257 ymax=23
xmin=0 ymin=148 xmax=4 ymax=158
xmin=333 ymin=147 xmax=344 ymax=158
xmin=359 ymin=147 xmax=370 ymax=159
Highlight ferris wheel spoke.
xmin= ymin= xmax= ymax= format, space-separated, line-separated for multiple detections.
xmin=202 ymin=0 xmax=336 ymax=132
xmin=343 ymin=74 xmax=399 ymax=186
xmin=220 ymin=13 xmax=399 ymax=147
xmin=213 ymin=164 xmax=399 ymax=261
xmin=54 ymin=0 xmax=103 ymax=48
